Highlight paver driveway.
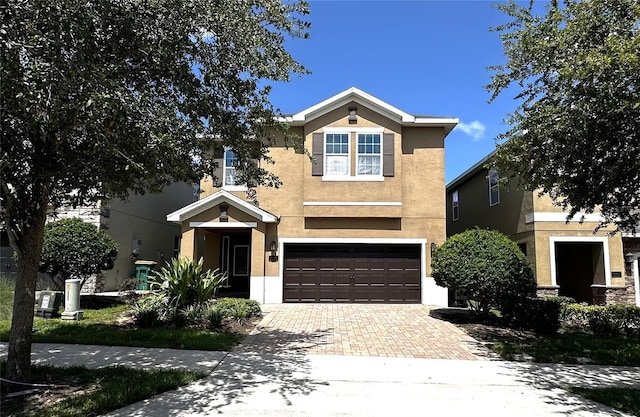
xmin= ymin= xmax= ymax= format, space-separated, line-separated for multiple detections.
xmin=236 ymin=304 xmax=488 ymax=360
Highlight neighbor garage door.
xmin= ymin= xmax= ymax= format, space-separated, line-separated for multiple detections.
xmin=283 ymin=244 xmax=421 ymax=303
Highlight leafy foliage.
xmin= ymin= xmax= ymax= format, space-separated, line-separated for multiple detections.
xmin=487 ymin=0 xmax=640 ymax=232
xmin=215 ymin=297 xmax=262 ymax=323
xmin=503 ymin=297 xmax=564 ymax=334
xmin=40 ymin=218 xmax=118 ymax=290
xmin=149 ymin=257 xmax=227 ymax=315
xmin=561 ymin=303 xmax=640 ymax=336
xmin=431 ymin=228 xmax=536 ymax=316
xmin=0 ymin=0 xmax=308 ymax=380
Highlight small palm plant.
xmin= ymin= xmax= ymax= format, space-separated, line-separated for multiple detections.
xmin=146 ymin=257 xmax=227 ymax=323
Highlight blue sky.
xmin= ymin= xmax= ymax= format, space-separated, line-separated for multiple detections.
xmin=268 ymin=0 xmax=522 ymax=184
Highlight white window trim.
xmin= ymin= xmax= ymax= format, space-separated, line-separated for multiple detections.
xmin=452 ymin=190 xmax=459 ymax=221
xmin=323 ymin=132 xmax=350 ymax=177
xmin=488 ymin=170 xmax=500 ymax=206
xmin=548 ymin=236 xmax=611 ymax=287
xmin=356 ymin=132 xmax=383 ymax=178
xmin=222 ymin=148 xmax=247 ymax=191
xmin=321 ymin=127 xmax=385 ymax=182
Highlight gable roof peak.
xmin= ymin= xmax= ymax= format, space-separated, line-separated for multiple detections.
xmin=283 ymin=87 xmax=458 ymax=133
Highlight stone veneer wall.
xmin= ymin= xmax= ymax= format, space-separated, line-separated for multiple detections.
xmin=536 ymin=287 xmax=559 ymax=298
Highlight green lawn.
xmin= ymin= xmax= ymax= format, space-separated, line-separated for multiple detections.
xmin=569 ymin=387 xmax=640 ymax=417
xmin=1 ymin=362 xmax=204 ymax=417
xmin=491 ymin=332 xmax=640 ymax=366
xmin=0 ymin=304 xmax=243 ymax=351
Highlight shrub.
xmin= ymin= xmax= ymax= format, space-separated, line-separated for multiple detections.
xmin=131 ymin=297 xmax=161 ymax=328
xmin=215 ymin=298 xmax=262 ymax=323
xmin=432 ymin=228 xmax=536 ymax=317
xmin=148 ymin=257 xmax=227 ymax=317
xmin=40 ymin=218 xmax=118 ymax=290
xmin=562 ymin=304 xmax=640 ymax=336
xmin=205 ymin=305 xmax=225 ymax=330
xmin=506 ymin=297 xmax=563 ymax=334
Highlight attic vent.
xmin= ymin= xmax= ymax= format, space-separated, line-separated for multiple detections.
xmin=348 ymin=106 xmax=357 ymax=124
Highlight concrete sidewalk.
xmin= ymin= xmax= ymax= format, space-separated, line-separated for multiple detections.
xmin=3 ymin=343 xmax=640 ymax=416
xmin=0 ymin=343 xmax=226 ymax=374
xmin=103 ymin=352 xmax=640 ymax=417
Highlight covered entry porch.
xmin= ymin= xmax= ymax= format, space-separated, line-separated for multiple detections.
xmin=167 ymin=190 xmax=279 ymax=301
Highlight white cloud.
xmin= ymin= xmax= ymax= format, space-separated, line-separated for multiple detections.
xmin=455 ymin=120 xmax=486 ymax=141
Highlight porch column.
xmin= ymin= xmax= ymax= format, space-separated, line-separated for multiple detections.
xmin=249 ymin=227 xmax=266 ymax=303
xmin=180 ymin=227 xmax=198 ymax=261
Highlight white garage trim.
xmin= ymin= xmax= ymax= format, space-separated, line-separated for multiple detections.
xmin=270 ymin=237 xmax=448 ymax=306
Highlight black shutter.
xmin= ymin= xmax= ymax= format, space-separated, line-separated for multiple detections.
xmin=312 ymin=132 xmax=323 ymax=176
xmin=383 ymin=133 xmax=394 ymax=177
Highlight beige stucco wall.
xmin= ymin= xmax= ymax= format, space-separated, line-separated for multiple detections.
xmin=531 ymin=221 xmax=625 ymax=287
xmin=446 ymin=168 xmax=626 ymax=289
xmin=181 ymin=99 xmax=448 ymax=283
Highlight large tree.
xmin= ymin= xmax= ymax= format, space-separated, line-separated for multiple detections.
xmin=0 ymin=0 xmax=309 ymax=381
xmin=487 ymin=0 xmax=640 ymax=232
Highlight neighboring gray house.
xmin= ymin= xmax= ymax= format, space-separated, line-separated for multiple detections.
xmin=0 ymin=183 xmax=195 ymax=293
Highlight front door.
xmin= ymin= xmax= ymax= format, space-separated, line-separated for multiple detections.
xmin=219 ymin=232 xmax=251 ymax=298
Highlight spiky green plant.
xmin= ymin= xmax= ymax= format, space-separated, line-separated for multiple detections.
xmin=149 ymin=257 xmax=227 ymax=318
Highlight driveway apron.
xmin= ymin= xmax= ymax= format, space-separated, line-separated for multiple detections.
xmin=235 ymin=304 xmax=487 ymax=360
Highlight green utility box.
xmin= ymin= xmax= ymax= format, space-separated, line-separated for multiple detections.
xmin=134 ymin=260 xmax=157 ymax=290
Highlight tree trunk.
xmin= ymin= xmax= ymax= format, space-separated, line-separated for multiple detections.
xmin=5 ymin=196 xmax=48 ymax=382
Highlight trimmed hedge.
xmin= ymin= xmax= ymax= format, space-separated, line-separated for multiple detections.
xmin=505 ymin=296 xmax=640 ymax=336
xmin=561 ymin=304 xmax=640 ymax=336
xmin=503 ymin=296 xmax=566 ymax=334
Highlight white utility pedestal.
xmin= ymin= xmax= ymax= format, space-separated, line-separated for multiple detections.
xmin=61 ymin=278 xmax=83 ymax=320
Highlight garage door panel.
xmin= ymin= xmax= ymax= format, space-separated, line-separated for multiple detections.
xmin=283 ymin=244 xmax=421 ymax=303
xmin=301 ymin=259 xmax=317 ymax=270
xmin=318 ymin=273 xmax=335 ymax=286
xmin=369 ymin=273 xmax=386 ymax=286
xmin=335 ymin=259 xmax=351 ymax=270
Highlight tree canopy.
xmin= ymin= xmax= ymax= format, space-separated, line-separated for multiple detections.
xmin=0 ymin=0 xmax=309 ymax=381
xmin=487 ymin=0 xmax=640 ymax=232
xmin=40 ymin=218 xmax=119 ymax=290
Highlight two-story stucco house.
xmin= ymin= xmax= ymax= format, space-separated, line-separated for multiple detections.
xmin=167 ymin=87 xmax=458 ymax=305
xmin=446 ymin=152 xmax=640 ymax=306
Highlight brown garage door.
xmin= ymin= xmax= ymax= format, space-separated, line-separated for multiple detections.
xmin=283 ymin=244 xmax=421 ymax=303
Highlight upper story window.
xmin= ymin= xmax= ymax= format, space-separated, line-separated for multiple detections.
xmin=312 ymin=127 xmax=392 ymax=181
xmin=452 ymin=190 xmax=459 ymax=221
xmin=357 ymin=133 xmax=381 ymax=175
xmin=223 ymin=150 xmax=240 ymax=186
xmin=325 ymin=133 xmax=350 ymax=176
xmin=489 ymin=169 xmax=500 ymax=206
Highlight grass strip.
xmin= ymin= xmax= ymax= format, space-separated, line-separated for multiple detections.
xmin=492 ymin=333 xmax=640 ymax=366
xmin=2 ymin=363 xmax=204 ymax=417
xmin=0 ymin=305 xmax=243 ymax=351
xmin=569 ymin=387 xmax=640 ymax=417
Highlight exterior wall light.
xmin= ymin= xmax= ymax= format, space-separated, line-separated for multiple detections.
xmin=430 ymin=242 xmax=437 ymax=257
xmin=269 ymin=240 xmax=278 ymax=262
xmin=624 ymin=252 xmax=636 ymax=264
